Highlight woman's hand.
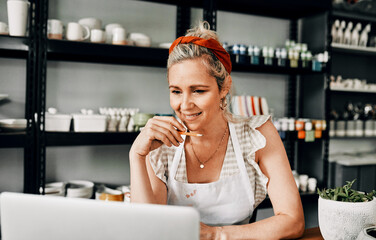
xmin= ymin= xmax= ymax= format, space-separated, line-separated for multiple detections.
xmin=130 ymin=116 xmax=185 ymax=157
xmin=200 ymin=222 xmax=227 ymax=240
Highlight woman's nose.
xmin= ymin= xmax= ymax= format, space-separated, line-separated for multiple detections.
xmin=180 ymin=93 xmax=193 ymax=110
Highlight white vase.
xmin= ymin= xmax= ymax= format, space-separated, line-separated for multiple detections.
xmin=319 ymin=197 xmax=376 ymax=240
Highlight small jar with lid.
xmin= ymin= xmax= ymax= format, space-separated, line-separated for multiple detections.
xmin=295 ymin=119 xmax=305 ymax=131
xmin=354 ymin=119 xmax=364 ymax=137
xmin=285 ymin=39 xmax=296 ymax=50
xmin=268 ymin=47 xmax=275 ymax=66
xmin=288 ymin=118 xmax=296 ymax=131
xmin=280 ymin=118 xmax=289 ymax=131
xmin=251 ymin=46 xmax=260 ymax=65
xmin=278 ymin=48 xmax=287 ymax=67
xmin=306 ymin=51 xmax=312 ymax=68
xmin=231 ymin=44 xmax=240 ymax=64
xmin=262 ymin=46 xmax=273 ymax=66
xmin=304 ymin=119 xmax=313 ymax=131
xmin=335 ymin=119 xmax=346 ymax=137
xmin=312 ymin=54 xmax=322 ymax=72
xmin=238 ymin=44 xmax=249 ymax=64
xmin=232 ymin=44 xmax=240 ymax=55
xmin=289 ymin=49 xmax=299 ymax=68
xmin=222 ymin=42 xmax=229 ymax=52
xmin=301 ymin=52 xmax=309 ymax=68
xmin=312 ymin=120 xmax=323 ymax=138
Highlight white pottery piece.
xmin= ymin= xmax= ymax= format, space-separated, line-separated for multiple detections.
xmin=319 ymin=197 xmax=376 ymax=240
xmin=356 ymin=226 xmax=376 ymax=240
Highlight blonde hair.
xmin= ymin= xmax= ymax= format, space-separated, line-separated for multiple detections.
xmin=167 ymin=21 xmax=234 ymax=121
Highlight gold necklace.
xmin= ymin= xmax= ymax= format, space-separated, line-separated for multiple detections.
xmin=190 ymin=124 xmax=228 ymax=169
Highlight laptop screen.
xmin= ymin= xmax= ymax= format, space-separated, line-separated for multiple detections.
xmin=0 ymin=192 xmax=199 ymax=240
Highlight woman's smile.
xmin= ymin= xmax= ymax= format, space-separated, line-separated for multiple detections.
xmin=182 ymin=112 xmax=203 ymax=121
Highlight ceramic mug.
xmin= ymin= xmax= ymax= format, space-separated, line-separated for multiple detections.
xmin=112 ymin=27 xmax=126 ymax=45
xmin=105 ymin=23 xmax=122 ymax=43
xmin=95 ymin=186 xmax=124 ymax=202
xmin=90 ymin=29 xmax=105 ymax=43
xmin=47 ymin=19 xmax=63 ymax=40
xmin=66 ymin=22 xmax=90 ymax=41
xmin=96 ymin=192 xmax=124 ymax=202
xmin=78 ymin=17 xmax=102 ymax=30
xmin=7 ymin=0 xmax=30 ymax=36
xmin=0 ymin=22 xmax=9 ymax=35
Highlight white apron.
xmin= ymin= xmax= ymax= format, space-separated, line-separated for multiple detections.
xmin=167 ymin=122 xmax=255 ymax=226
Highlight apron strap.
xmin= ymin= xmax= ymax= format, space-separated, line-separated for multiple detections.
xmin=170 ymin=135 xmax=186 ymax=180
xmin=229 ymin=122 xmax=255 ymax=209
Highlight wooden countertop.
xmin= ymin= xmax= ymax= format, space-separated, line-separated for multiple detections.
xmin=299 ymin=227 xmax=324 ymax=240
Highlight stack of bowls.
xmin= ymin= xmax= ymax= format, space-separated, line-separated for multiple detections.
xmin=44 ymin=182 xmax=66 ymax=196
xmin=66 ymin=180 xmax=94 ymax=198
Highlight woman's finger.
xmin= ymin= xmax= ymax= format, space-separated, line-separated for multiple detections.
xmin=149 ymin=124 xmax=180 ymax=147
xmin=149 ymin=117 xmax=184 ymax=143
xmin=145 ymin=127 xmax=173 ymax=147
xmin=200 ymin=222 xmax=214 ymax=240
xmin=200 ymin=232 xmax=214 ymax=240
xmin=152 ymin=116 xmax=186 ymax=132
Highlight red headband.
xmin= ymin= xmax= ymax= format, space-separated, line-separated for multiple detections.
xmin=169 ymin=36 xmax=232 ymax=74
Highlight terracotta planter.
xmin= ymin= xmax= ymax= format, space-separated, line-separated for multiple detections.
xmin=319 ymin=197 xmax=376 ymax=240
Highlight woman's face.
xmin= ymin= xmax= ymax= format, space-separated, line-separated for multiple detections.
xmin=168 ymin=58 xmax=227 ymax=132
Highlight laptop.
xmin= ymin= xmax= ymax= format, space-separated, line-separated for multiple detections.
xmin=0 ymin=192 xmax=199 ymax=240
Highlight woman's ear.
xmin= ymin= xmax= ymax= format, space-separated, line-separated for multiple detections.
xmin=221 ymin=75 xmax=232 ymax=98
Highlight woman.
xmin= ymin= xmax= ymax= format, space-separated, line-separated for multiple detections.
xmin=130 ymin=22 xmax=304 ymax=240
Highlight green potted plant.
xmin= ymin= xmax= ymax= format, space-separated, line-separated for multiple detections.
xmin=317 ymin=179 xmax=376 ymax=240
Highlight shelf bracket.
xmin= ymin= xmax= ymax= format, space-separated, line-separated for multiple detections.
xmin=176 ymin=4 xmax=191 ymax=38
xmin=203 ymin=0 xmax=217 ymax=31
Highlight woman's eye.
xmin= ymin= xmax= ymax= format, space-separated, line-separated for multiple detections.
xmin=171 ymin=90 xmax=181 ymax=94
xmin=194 ymin=90 xmax=205 ymax=93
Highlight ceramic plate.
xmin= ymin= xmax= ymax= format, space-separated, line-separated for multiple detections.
xmin=0 ymin=94 xmax=9 ymax=101
xmin=0 ymin=119 xmax=27 ymax=130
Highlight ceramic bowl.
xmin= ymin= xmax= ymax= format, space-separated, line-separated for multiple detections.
xmin=319 ymin=197 xmax=376 ymax=240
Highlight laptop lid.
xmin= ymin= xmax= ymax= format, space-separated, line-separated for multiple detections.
xmin=0 ymin=192 xmax=199 ymax=240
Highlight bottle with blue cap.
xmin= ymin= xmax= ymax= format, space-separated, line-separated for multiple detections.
xmin=232 ymin=44 xmax=240 ymax=54
xmin=238 ymin=44 xmax=249 ymax=64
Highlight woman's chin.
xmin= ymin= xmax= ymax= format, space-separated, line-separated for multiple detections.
xmin=184 ymin=122 xmax=203 ymax=132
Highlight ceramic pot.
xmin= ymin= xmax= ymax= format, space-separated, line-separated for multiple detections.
xmin=319 ymin=197 xmax=376 ymax=240
xmin=356 ymin=226 xmax=376 ymax=240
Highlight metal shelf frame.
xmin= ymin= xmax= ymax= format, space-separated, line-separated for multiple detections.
xmin=0 ymin=132 xmax=28 ymax=148
xmin=43 ymin=130 xmax=323 ymax=147
xmin=0 ymin=0 xmax=41 ymax=194
xmin=141 ymin=0 xmax=330 ymax=20
xmin=332 ymin=9 xmax=376 ymax=23
xmin=45 ymin=132 xmax=140 ymax=146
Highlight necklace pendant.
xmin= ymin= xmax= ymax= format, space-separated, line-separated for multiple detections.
xmin=200 ymin=164 xmax=204 ymax=169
